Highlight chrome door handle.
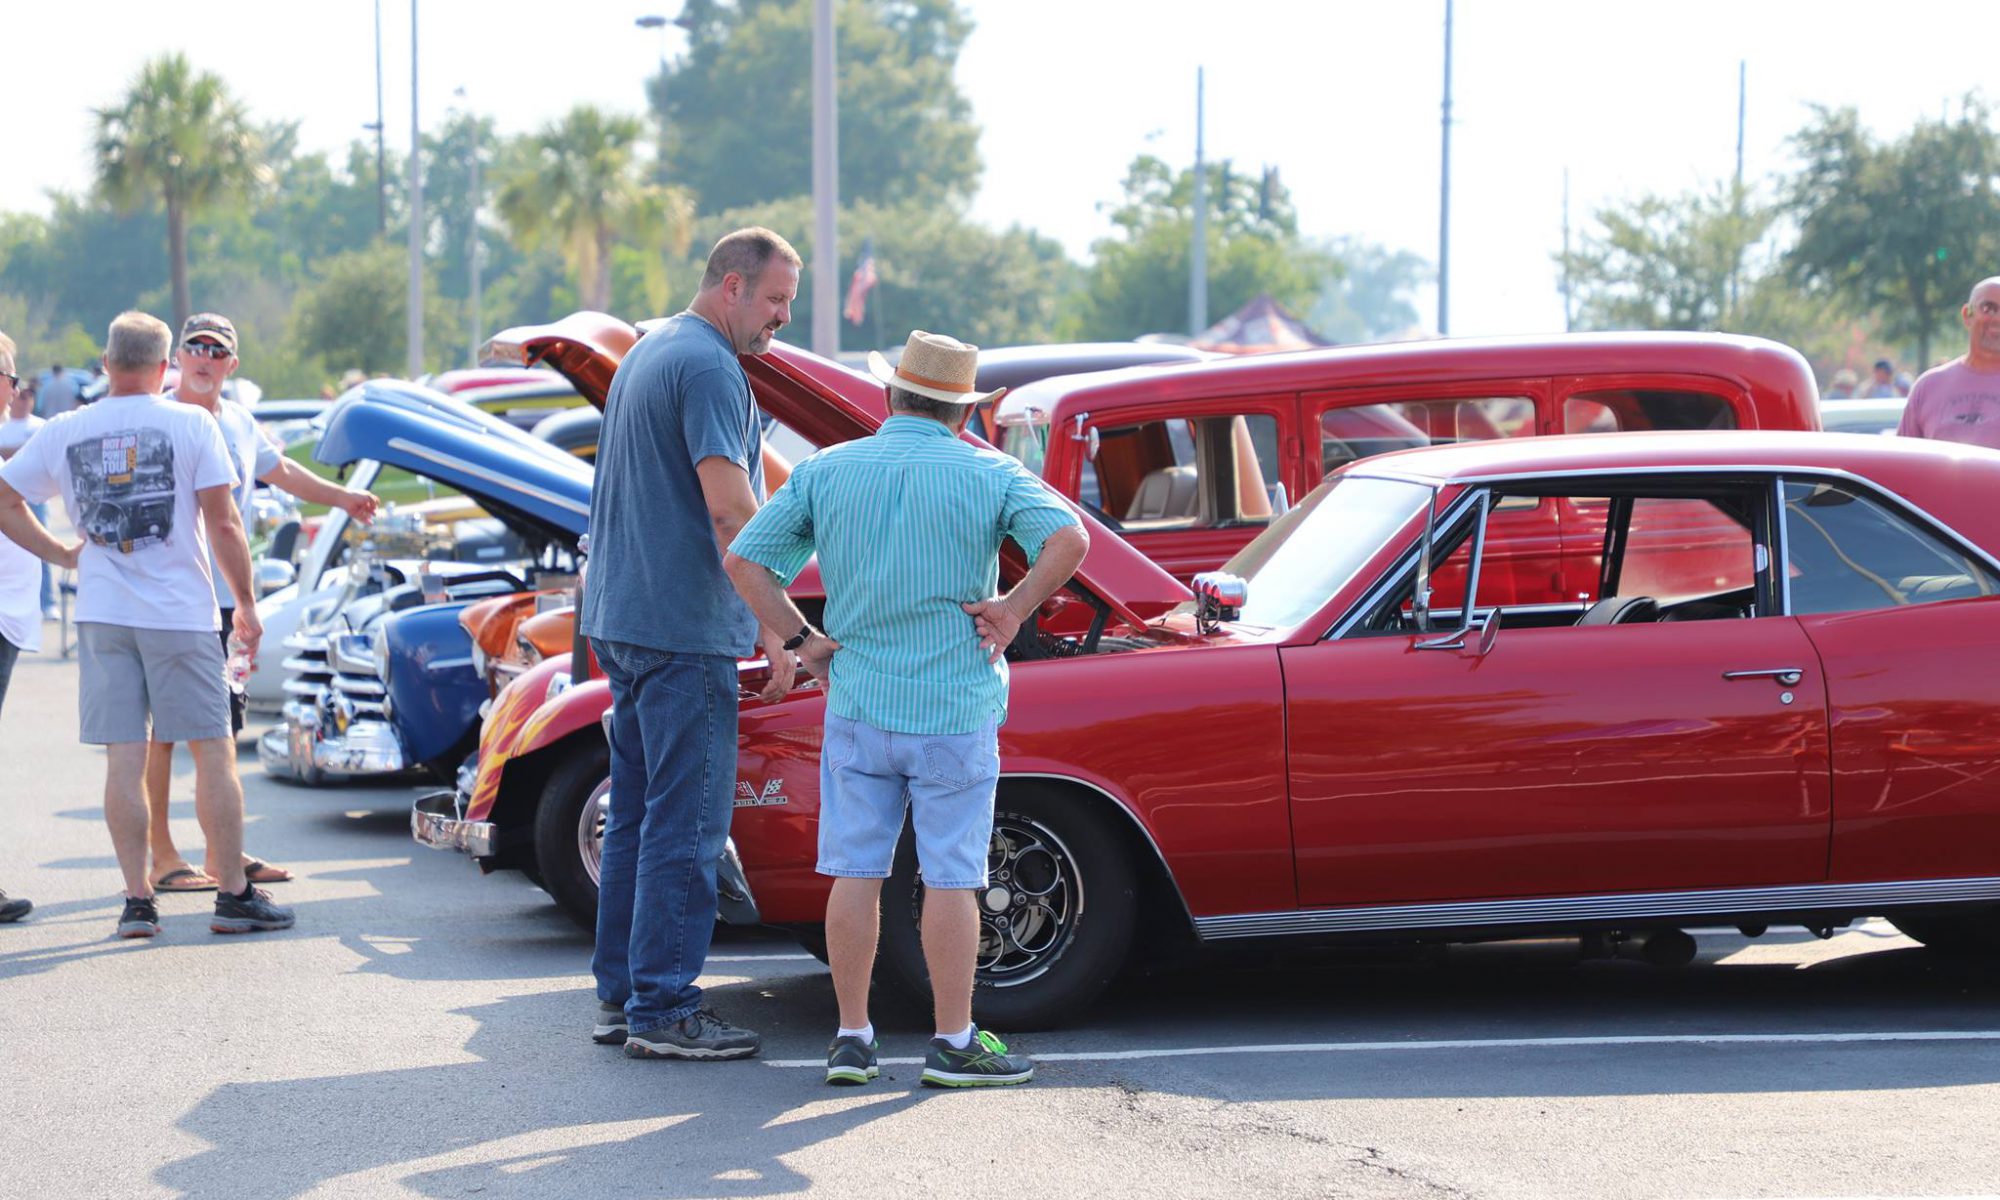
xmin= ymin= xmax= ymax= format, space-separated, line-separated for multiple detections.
xmin=1722 ymin=667 xmax=1803 ymax=686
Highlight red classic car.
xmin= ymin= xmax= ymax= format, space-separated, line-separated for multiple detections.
xmin=990 ymin=333 xmax=1820 ymax=583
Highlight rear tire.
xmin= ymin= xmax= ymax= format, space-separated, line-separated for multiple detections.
xmin=877 ymin=788 xmax=1139 ymax=1030
xmin=533 ymin=741 xmax=610 ymax=931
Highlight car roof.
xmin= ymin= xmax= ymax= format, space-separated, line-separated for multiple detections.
xmin=1346 ymin=429 xmax=2000 ymax=546
xmin=993 ymin=331 xmax=1816 ymax=425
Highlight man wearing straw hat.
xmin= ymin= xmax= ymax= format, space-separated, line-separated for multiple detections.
xmin=725 ymin=329 xmax=1089 ymax=1088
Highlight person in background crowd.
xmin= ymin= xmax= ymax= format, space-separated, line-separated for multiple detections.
xmin=0 ymin=359 xmax=58 ymax=620
xmin=1897 ymin=277 xmax=2000 ymax=449
xmin=1894 ymin=370 xmax=1915 ymax=396
xmin=143 ymin=313 xmax=380 ymax=895
xmin=1823 ymin=368 xmax=1860 ymax=400
xmin=726 ymin=329 xmax=1089 ymax=1089
xmin=1866 ymin=359 xmax=1899 ymax=399
xmin=0 ymin=331 xmax=38 ymax=924
xmin=578 ymin=227 xmax=802 ymax=1061
xmin=35 ymin=362 xmax=84 ymax=417
xmin=0 ymin=311 xmax=294 ymax=939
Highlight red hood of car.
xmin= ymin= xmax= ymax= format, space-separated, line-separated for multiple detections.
xmin=480 ymin=315 xmax=1189 ymax=628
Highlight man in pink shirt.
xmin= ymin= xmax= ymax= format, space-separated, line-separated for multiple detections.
xmin=1897 ymin=277 xmax=2000 ymax=448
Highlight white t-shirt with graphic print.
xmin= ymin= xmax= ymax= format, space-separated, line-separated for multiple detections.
xmin=0 ymin=393 xmax=238 ymax=632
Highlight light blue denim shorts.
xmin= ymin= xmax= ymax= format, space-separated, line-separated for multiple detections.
xmin=817 ymin=712 xmax=999 ymax=890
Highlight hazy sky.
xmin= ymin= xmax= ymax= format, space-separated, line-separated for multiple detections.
xmin=3 ymin=1 xmax=1990 ymax=339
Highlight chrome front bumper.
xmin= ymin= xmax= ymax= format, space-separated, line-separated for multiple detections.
xmin=411 ymin=789 xmax=496 ymax=858
xmin=258 ymin=701 xmax=409 ymax=780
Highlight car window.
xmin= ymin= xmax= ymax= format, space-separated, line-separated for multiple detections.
xmin=1081 ymin=414 xmax=1281 ymax=530
xmin=1318 ymin=397 xmax=1529 ymax=474
xmin=1564 ymin=388 xmax=1736 ymax=433
xmin=1783 ymin=480 xmax=1999 ymax=614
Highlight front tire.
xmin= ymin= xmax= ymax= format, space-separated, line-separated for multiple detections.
xmin=877 ymin=788 xmax=1139 ymax=1030
xmin=533 ymin=741 xmax=610 ymax=931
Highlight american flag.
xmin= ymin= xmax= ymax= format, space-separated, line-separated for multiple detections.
xmin=843 ymin=238 xmax=878 ymax=325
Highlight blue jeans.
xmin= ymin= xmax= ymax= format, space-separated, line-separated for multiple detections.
xmin=29 ymin=503 xmax=54 ymax=612
xmin=590 ymin=639 xmax=739 ymax=1033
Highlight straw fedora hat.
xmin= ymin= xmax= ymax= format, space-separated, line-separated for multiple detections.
xmin=867 ymin=330 xmax=1007 ymax=406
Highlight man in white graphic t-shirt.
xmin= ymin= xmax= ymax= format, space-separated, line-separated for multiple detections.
xmin=0 ymin=311 xmax=296 ymax=940
xmin=141 ymin=312 xmax=378 ymax=896
xmin=0 ymin=331 xmax=40 ymax=924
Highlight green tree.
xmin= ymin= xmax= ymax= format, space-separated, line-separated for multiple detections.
xmin=1310 ymin=237 xmax=1430 ymax=343
xmin=1064 ymin=155 xmax=1335 ymax=340
xmin=494 ymin=105 xmax=695 ymax=313
xmin=91 ymin=53 xmax=268 ymax=330
xmin=1556 ymin=181 xmax=1771 ymax=332
xmin=289 ymin=242 xmax=457 ymax=380
xmin=658 ymin=0 xmax=979 ymax=211
xmin=1784 ymin=100 xmax=2000 ymax=368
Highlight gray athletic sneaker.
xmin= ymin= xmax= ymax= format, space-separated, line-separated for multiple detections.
xmin=116 ymin=896 xmax=160 ymax=939
xmin=210 ymin=887 xmax=295 ymax=934
xmin=623 ymin=1008 xmax=760 ymax=1060
xmin=593 ymin=1001 xmax=629 ymax=1045
xmin=824 ymin=1035 xmax=879 ymax=1085
xmin=0 ymin=890 xmax=31 ymax=923
xmin=921 ymin=1027 xmax=1034 ymax=1088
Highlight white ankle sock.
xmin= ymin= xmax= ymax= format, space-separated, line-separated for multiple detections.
xmin=837 ymin=1023 xmax=874 ymax=1043
xmin=938 ymin=1023 xmax=975 ymax=1049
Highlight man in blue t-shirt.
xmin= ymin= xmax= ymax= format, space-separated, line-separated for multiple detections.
xmin=578 ymin=226 xmax=801 ymax=1061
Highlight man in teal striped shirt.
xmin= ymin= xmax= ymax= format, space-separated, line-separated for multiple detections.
xmin=725 ymin=330 xmax=1087 ymax=1088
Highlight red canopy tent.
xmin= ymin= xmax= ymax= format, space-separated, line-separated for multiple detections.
xmin=1190 ymin=293 xmax=1333 ymax=354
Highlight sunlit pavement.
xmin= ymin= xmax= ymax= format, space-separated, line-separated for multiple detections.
xmin=7 ymin=635 xmax=2000 ymax=1199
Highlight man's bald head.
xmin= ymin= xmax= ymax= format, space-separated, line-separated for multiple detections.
xmin=1969 ymin=277 xmax=2000 ymax=306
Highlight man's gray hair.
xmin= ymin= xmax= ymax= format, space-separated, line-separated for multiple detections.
xmin=0 ymin=330 xmax=15 ymax=377
xmin=106 ymin=311 xmax=172 ymax=371
xmin=700 ymin=226 xmax=803 ymax=291
xmin=887 ymin=384 xmax=968 ymax=422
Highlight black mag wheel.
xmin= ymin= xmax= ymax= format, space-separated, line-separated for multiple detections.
xmin=532 ymin=740 xmax=610 ymax=931
xmin=878 ymin=789 xmax=1139 ymax=1030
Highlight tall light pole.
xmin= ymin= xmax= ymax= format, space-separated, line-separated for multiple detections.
xmin=1437 ymin=0 xmax=1454 ymax=336
xmin=369 ymin=0 xmax=386 ymax=236
xmin=636 ymin=13 xmax=671 ymax=183
xmin=1189 ymin=67 xmax=1208 ymax=337
xmin=407 ymin=0 xmax=424 ymax=378
xmin=453 ymin=88 xmax=482 ymax=368
xmin=810 ymin=0 xmax=839 ymax=357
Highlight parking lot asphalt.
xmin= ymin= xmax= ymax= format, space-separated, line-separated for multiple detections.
xmin=7 ymin=633 xmax=2000 ymax=1199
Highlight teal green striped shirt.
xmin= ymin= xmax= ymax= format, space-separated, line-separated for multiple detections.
xmin=730 ymin=415 xmax=1080 ymax=735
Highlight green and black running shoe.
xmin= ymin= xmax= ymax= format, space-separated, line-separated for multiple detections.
xmin=920 ymin=1027 xmax=1034 ymax=1088
xmin=824 ymin=1035 xmax=879 ymax=1086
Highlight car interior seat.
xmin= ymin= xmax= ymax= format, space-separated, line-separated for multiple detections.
xmin=1576 ymin=595 xmax=1660 ymax=625
xmin=1124 ymin=466 xmax=1200 ymax=523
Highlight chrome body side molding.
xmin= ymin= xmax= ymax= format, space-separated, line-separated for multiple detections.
xmin=1193 ymin=876 xmax=2000 ymax=941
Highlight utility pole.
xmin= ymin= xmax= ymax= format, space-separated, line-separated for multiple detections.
xmin=636 ymin=14 xmax=671 ymax=184
xmin=1561 ymin=168 xmax=1573 ymax=333
xmin=810 ymin=0 xmax=839 ymax=357
xmin=1730 ymin=59 xmax=1746 ymax=314
xmin=1437 ymin=0 xmax=1453 ymax=336
xmin=407 ymin=0 xmax=424 ymax=378
xmin=1189 ymin=67 xmax=1208 ymax=336
xmin=468 ymin=118 xmax=482 ymax=368
xmin=371 ymin=0 xmax=386 ymax=236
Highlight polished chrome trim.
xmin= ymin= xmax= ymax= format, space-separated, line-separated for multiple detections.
xmin=1324 ymin=487 xmax=1487 ymax=641
xmin=385 ymin=438 xmax=590 ymax=516
xmin=1193 ymin=876 xmax=2000 ymax=940
xmin=1770 ymin=475 xmax=1792 ymax=616
xmin=997 ymin=772 xmax=1196 ymax=932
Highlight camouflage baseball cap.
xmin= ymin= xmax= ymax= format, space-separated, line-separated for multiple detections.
xmin=181 ymin=312 xmax=238 ymax=354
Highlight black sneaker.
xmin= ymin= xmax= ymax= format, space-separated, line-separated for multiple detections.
xmin=117 ymin=896 xmax=160 ymax=939
xmin=592 ymin=1001 xmax=629 ymax=1045
xmin=623 ymin=1008 xmax=760 ymax=1060
xmin=211 ymin=887 xmax=295 ymax=934
xmin=0 ymin=890 xmax=30 ymax=924
xmin=921 ymin=1027 xmax=1034 ymax=1088
xmin=824 ymin=1035 xmax=879 ymax=1085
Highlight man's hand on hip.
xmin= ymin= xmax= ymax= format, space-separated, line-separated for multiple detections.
xmin=963 ymin=596 xmax=1027 ymax=664
xmin=797 ymin=631 xmax=840 ymax=682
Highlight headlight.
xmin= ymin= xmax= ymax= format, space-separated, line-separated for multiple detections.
xmin=470 ymin=640 xmax=488 ymax=679
xmin=545 ymin=672 xmax=573 ymax=704
xmin=517 ymin=631 xmax=543 ymax=668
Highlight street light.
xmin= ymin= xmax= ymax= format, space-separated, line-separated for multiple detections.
xmin=450 ymin=87 xmax=483 ymax=368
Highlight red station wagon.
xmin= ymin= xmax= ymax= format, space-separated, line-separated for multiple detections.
xmin=991 ymin=334 xmax=1820 ymax=586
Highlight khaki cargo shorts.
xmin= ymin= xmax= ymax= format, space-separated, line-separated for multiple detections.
xmin=76 ymin=622 xmax=230 ymax=745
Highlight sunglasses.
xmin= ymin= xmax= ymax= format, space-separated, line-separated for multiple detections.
xmin=1 ymin=373 xmax=16 ymax=388
xmin=182 ymin=340 xmax=232 ymax=359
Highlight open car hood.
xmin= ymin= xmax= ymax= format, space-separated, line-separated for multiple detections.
xmin=315 ymin=381 xmax=593 ymax=541
xmin=488 ymin=312 xmax=1189 ymax=626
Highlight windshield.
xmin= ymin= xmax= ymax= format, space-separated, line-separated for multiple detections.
xmin=1204 ymin=475 xmax=1434 ymax=629
xmin=999 ymin=418 xmax=1048 ymax=473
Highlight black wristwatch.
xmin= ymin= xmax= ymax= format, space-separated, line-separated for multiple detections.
xmin=782 ymin=625 xmax=815 ymax=651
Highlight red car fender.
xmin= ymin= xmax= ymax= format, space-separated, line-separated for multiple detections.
xmin=467 ymin=654 xmax=582 ymax=820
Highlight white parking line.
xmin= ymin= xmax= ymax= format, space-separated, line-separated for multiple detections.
xmin=708 ymin=953 xmax=817 ymax=963
xmin=762 ymin=1028 xmax=2000 ymax=1068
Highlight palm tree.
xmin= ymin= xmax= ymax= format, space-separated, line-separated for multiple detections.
xmin=93 ymin=54 xmax=267 ymax=332
xmin=496 ymin=105 xmax=694 ymax=313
